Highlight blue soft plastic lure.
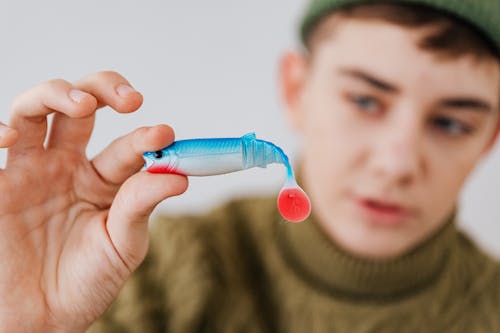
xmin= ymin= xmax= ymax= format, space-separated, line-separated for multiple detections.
xmin=143 ymin=132 xmax=310 ymax=222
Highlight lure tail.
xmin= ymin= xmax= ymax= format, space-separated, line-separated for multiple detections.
xmin=277 ymin=177 xmax=311 ymax=223
xmin=240 ymin=133 xmax=311 ymax=222
xmin=241 ymin=133 xmax=288 ymax=169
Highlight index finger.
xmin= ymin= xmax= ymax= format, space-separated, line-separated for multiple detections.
xmin=46 ymin=71 xmax=144 ymax=152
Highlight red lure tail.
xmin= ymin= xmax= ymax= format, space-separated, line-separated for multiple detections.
xmin=277 ymin=185 xmax=311 ymax=223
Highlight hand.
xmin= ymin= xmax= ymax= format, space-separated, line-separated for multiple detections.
xmin=0 ymin=71 xmax=188 ymax=332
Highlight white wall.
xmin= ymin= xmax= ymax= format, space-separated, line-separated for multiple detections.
xmin=0 ymin=0 xmax=498 ymax=257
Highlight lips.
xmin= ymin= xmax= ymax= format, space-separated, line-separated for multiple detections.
xmin=143 ymin=157 xmax=154 ymax=169
xmin=354 ymin=196 xmax=413 ymax=226
xmin=364 ymin=199 xmax=406 ymax=212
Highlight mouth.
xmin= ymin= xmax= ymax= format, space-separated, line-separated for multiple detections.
xmin=143 ymin=156 xmax=154 ymax=169
xmin=354 ymin=196 xmax=412 ymax=227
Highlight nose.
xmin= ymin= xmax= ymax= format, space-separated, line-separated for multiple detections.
xmin=370 ymin=120 xmax=424 ymax=187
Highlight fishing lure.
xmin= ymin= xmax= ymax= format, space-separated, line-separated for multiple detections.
xmin=143 ymin=132 xmax=311 ymax=222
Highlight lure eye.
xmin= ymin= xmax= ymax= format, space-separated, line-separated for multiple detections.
xmin=154 ymin=150 xmax=163 ymax=159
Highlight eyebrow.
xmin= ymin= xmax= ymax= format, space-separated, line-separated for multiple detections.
xmin=338 ymin=68 xmax=399 ymax=93
xmin=338 ymin=67 xmax=495 ymax=113
xmin=440 ymin=98 xmax=493 ymax=113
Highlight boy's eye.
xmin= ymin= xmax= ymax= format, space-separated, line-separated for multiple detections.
xmin=432 ymin=116 xmax=472 ymax=136
xmin=349 ymin=94 xmax=381 ymax=113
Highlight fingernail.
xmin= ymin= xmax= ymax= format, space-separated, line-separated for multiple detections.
xmin=116 ymin=84 xmax=136 ymax=97
xmin=69 ymin=89 xmax=87 ymax=103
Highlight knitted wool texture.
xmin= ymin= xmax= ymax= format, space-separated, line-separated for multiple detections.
xmin=300 ymin=0 xmax=500 ymax=51
xmin=89 ymin=197 xmax=500 ymax=332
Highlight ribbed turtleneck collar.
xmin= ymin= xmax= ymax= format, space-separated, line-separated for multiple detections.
xmin=275 ymin=211 xmax=457 ymax=301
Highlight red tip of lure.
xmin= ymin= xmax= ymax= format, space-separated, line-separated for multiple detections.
xmin=146 ymin=165 xmax=185 ymax=176
xmin=277 ymin=186 xmax=311 ymax=223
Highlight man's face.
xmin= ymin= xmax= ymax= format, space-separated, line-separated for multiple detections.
xmin=282 ymin=19 xmax=500 ymax=259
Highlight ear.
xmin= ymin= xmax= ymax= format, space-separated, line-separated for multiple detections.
xmin=482 ymin=71 xmax=500 ymax=154
xmin=482 ymin=117 xmax=500 ymax=154
xmin=279 ymin=51 xmax=309 ymax=131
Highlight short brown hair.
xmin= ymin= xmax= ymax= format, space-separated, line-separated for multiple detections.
xmin=305 ymin=3 xmax=499 ymax=62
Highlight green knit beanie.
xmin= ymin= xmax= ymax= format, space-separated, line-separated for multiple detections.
xmin=299 ymin=0 xmax=500 ymax=52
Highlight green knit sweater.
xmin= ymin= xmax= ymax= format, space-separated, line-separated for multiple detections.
xmin=89 ymin=196 xmax=500 ymax=332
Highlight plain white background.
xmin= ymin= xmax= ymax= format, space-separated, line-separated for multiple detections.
xmin=0 ymin=1 xmax=498 ymax=256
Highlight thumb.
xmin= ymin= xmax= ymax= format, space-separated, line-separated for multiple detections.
xmin=107 ymin=171 xmax=188 ymax=271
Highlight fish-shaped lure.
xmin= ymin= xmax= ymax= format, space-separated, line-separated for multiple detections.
xmin=143 ymin=132 xmax=311 ymax=222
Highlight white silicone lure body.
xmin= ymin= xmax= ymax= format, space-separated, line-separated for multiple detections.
xmin=143 ymin=132 xmax=294 ymax=179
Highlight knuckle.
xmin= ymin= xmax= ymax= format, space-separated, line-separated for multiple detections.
xmin=45 ymin=78 xmax=71 ymax=90
xmin=10 ymin=93 xmax=25 ymax=113
xmin=9 ymin=78 xmax=74 ymax=120
xmin=93 ymin=70 xmax=126 ymax=83
xmin=122 ymin=247 xmax=146 ymax=270
xmin=134 ymin=126 xmax=150 ymax=137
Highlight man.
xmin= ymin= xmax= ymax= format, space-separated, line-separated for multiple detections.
xmin=0 ymin=0 xmax=498 ymax=332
